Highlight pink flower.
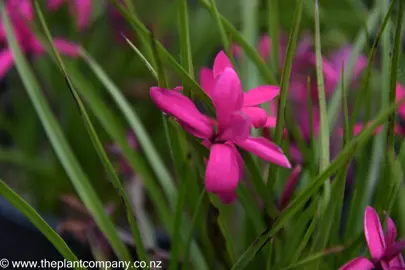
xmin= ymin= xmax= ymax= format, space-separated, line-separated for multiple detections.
xmin=108 ymin=132 xmax=138 ymax=176
xmin=199 ymin=51 xmax=280 ymax=129
xmin=340 ymin=206 xmax=405 ymax=270
xmin=278 ymin=166 xmax=302 ymax=210
xmin=151 ymin=59 xmax=291 ymax=203
xmin=48 ymin=0 xmax=92 ymax=30
xmin=0 ymin=0 xmax=80 ymax=79
xmin=396 ymin=83 xmax=405 ymax=121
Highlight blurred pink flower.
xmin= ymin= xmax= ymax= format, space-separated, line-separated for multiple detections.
xmin=151 ymin=52 xmax=291 ymax=203
xmin=0 ymin=0 xmax=80 ymax=79
xmin=48 ymin=0 xmax=92 ymax=30
xmin=340 ymin=206 xmax=405 ymax=270
xmin=199 ymin=51 xmax=280 ymax=129
xmin=396 ymin=83 xmax=405 ymax=121
xmin=108 ymin=132 xmax=138 ymax=176
xmin=278 ymin=165 xmax=302 ymax=210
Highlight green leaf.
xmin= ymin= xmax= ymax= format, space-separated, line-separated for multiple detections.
xmin=232 ymin=94 xmax=405 ymax=269
xmin=81 ymin=51 xmax=176 ymax=204
xmin=387 ymin=0 xmax=403 ymax=148
xmin=313 ymin=0 xmax=330 ymax=207
xmin=268 ymin=0 xmax=280 ymax=74
xmin=0 ymin=179 xmax=81 ymax=268
xmin=33 ymin=1 xmax=148 ymax=262
xmin=1 ymin=3 xmax=131 ymax=261
xmin=198 ymin=0 xmax=277 ymax=85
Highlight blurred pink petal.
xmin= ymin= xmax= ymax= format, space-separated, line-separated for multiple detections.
xmin=213 ymin=51 xmax=233 ymax=79
xmin=48 ymin=0 xmax=65 ymax=10
xmin=396 ymin=83 xmax=405 ymax=121
xmin=289 ymin=144 xmax=303 ymax=163
xmin=279 ymin=166 xmax=302 ymax=210
xmin=73 ymin=0 xmax=92 ymax=30
xmin=211 ymin=67 xmax=243 ymax=129
xmin=231 ymin=44 xmax=241 ymax=57
xmin=243 ymin=85 xmax=280 ymax=106
xmin=383 ymin=240 xmax=405 ymax=267
xmin=241 ymin=107 xmax=267 ymax=128
xmin=218 ymin=192 xmax=237 ymax=204
xmin=264 ymin=116 xmax=277 ymax=128
xmin=386 ymin=217 xmax=398 ymax=246
xmin=218 ymin=111 xmax=251 ymax=143
xmin=150 ymin=87 xmax=213 ymax=139
xmin=199 ymin=67 xmax=214 ymax=96
xmin=364 ymin=206 xmax=386 ymax=260
xmin=339 ymin=257 xmax=374 ymax=270
xmin=0 ymin=49 xmax=14 ymax=79
xmin=236 ymin=137 xmax=291 ymax=168
xmin=205 ymin=143 xmax=240 ymax=194
xmin=53 ymin=39 xmax=81 ymax=57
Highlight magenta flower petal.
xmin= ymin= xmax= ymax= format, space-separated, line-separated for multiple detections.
xmin=213 ymin=51 xmax=233 ymax=79
xmin=199 ymin=68 xmax=214 ymax=96
xmin=279 ymin=166 xmax=302 ymax=210
xmin=53 ymin=38 xmax=81 ymax=57
xmin=264 ymin=116 xmax=277 ymax=128
xmin=218 ymin=111 xmax=251 ymax=143
xmin=0 ymin=49 xmax=14 ymax=79
xmin=386 ymin=216 xmax=398 ymax=246
xmin=364 ymin=206 xmax=386 ymax=260
xmin=396 ymin=83 xmax=405 ymax=121
xmin=218 ymin=192 xmax=237 ymax=204
xmin=383 ymin=239 xmax=405 ymax=265
xmin=211 ymin=67 xmax=243 ymax=128
xmin=241 ymin=107 xmax=267 ymax=128
xmin=48 ymin=0 xmax=65 ymax=10
xmin=338 ymin=257 xmax=374 ymax=270
xmin=236 ymin=137 xmax=291 ymax=168
xmin=205 ymin=143 xmax=240 ymax=194
xmin=150 ymin=87 xmax=213 ymax=139
xmin=73 ymin=0 xmax=92 ymax=30
xmin=258 ymin=35 xmax=271 ymax=60
xmin=243 ymin=85 xmax=280 ymax=106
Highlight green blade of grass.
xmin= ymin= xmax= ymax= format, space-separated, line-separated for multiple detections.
xmin=327 ymin=4 xmax=381 ymax=129
xmin=314 ymin=0 xmax=330 ymax=209
xmin=198 ymin=0 xmax=277 ymax=85
xmin=81 ymin=51 xmax=176 ymax=204
xmin=267 ymin=0 xmax=280 ymax=74
xmin=177 ymin=0 xmax=194 ymax=96
xmin=208 ymin=0 xmax=232 ymax=60
xmin=231 ymin=95 xmax=405 ymax=269
xmin=267 ymin=0 xmax=304 ymax=194
xmin=387 ymin=0 xmax=404 ymax=148
xmin=1 ymin=3 xmax=131 ymax=262
xmin=0 ymin=179 xmax=82 ymax=268
xmin=33 ymin=1 xmax=148 ymax=262
xmin=350 ymin=0 xmax=396 ymax=130
xmin=123 ymin=36 xmax=158 ymax=79
xmin=109 ymin=0 xmax=213 ymax=110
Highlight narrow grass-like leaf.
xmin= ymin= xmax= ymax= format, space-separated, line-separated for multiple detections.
xmin=242 ymin=152 xmax=278 ymax=217
xmin=314 ymin=0 xmax=330 ymax=207
xmin=273 ymin=0 xmax=303 ymax=145
xmin=267 ymin=0 xmax=280 ymax=74
xmin=177 ymin=0 xmax=194 ymax=97
xmin=123 ymin=36 xmax=158 ymax=79
xmin=350 ymin=0 xmax=396 ymax=130
xmin=327 ymin=5 xmax=380 ymax=129
xmin=281 ymin=248 xmax=344 ymax=270
xmin=81 ymin=51 xmax=176 ymax=203
xmin=33 ymin=2 xmax=148 ymax=261
xmin=0 ymin=179 xmax=81 ymax=268
xmin=1 ymin=4 xmax=131 ymax=261
xmin=267 ymin=0 xmax=303 ymax=195
xmin=182 ymin=190 xmax=207 ymax=270
xmin=232 ymin=95 xmax=405 ymax=269
xmin=198 ymin=0 xmax=277 ymax=85
xmin=110 ymin=0 xmax=213 ymax=110
xmin=387 ymin=0 xmax=403 ymax=148
xmin=208 ymin=0 xmax=232 ymax=58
